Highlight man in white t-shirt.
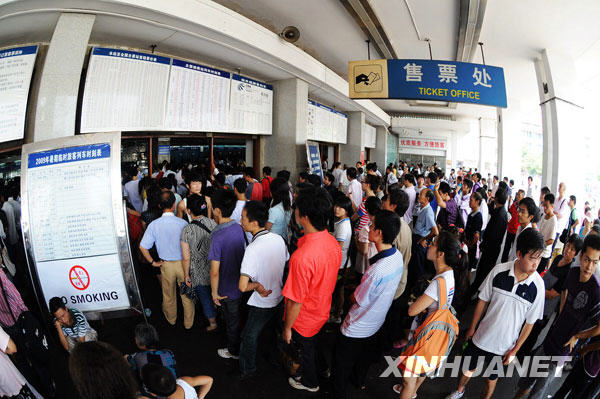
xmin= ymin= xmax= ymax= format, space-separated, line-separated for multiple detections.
xmin=445 ymin=228 xmax=545 ymax=399
xmin=332 ymin=210 xmax=403 ymax=399
xmin=553 ymin=182 xmax=569 ymax=246
xmin=332 ymin=162 xmax=344 ymax=189
xmin=537 ymin=193 xmax=557 ymax=272
xmin=346 ymin=167 xmax=363 ymax=212
xmin=238 ymin=201 xmax=288 ymax=379
xmin=402 ymin=174 xmax=417 ymax=225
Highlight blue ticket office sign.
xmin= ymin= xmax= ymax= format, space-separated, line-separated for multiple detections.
xmin=348 ymin=59 xmax=507 ymax=108
xmin=305 ymin=141 xmax=323 ymax=183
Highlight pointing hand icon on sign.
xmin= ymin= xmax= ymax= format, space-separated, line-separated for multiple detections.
xmin=355 ymin=72 xmax=381 ymax=86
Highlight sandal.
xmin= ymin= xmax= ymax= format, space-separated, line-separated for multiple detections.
xmin=392 ymin=384 xmax=417 ymax=398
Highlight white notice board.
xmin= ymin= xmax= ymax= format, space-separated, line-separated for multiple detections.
xmin=364 ymin=124 xmax=377 ymax=148
xmin=307 ymin=100 xmax=347 ymax=144
xmin=0 ymin=45 xmax=37 ymax=143
xmin=165 ymin=59 xmax=230 ymax=132
xmin=229 ymin=74 xmax=273 ymax=135
xmin=21 ymin=132 xmax=142 ymax=314
xmin=81 ymin=48 xmax=170 ymax=133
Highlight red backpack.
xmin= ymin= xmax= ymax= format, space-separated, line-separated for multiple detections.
xmin=398 ymin=277 xmax=459 ymax=376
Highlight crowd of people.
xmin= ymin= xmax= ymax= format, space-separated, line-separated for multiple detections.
xmin=2 ymin=159 xmax=600 ymax=399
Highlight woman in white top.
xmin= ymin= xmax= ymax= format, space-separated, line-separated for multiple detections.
xmin=329 ymin=195 xmax=354 ymax=323
xmin=0 ymin=327 xmax=43 ymax=399
xmin=394 ymin=231 xmax=467 ymax=399
xmin=142 ymin=364 xmax=213 ymax=399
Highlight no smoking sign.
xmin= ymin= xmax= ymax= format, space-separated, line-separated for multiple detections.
xmin=69 ymin=265 xmax=90 ymax=290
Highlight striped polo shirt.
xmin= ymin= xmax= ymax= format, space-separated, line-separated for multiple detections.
xmin=341 ymin=247 xmax=404 ymax=338
xmin=59 ymin=308 xmax=90 ymax=338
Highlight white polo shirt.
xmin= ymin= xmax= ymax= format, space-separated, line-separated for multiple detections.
xmin=473 ymin=261 xmax=544 ymax=355
xmin=341 ymin=247 xmax=404 ymax=338
xmin=240 ymin=230 xmax=289 ymax=308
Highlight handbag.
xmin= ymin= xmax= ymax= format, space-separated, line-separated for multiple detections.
xmin=277 ymin=333 xmax=301 ymax=376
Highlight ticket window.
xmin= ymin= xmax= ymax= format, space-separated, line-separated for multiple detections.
xmin=213 ymin=138 xmax=247 ymax=170
xmin=0 ymin=150 xmax=22 ymax=179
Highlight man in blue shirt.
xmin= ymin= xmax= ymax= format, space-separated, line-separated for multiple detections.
xmin=140 ymin=191 xmax=194 ymax=329
xmin=426 ymin=171 xmax=438 ymax=214
xmin=408 ymin=188 xmax=438 ymax=286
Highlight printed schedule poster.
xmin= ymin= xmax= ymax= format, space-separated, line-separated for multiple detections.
xmin=229 ymin=74 xmax=273 ymax=135
xmin=165 ymin=59 xmax=230 ymax=132
xmin=81 ymin=47 xmax=170 ymax=133
xmin=27 ymin=143 xmax=129 ymax=311
xmin=0 ymin=46 xmax=37 ymax=142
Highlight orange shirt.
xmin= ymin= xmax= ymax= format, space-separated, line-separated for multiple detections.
xmin=282 ymin=230 xmax=342 ymax=337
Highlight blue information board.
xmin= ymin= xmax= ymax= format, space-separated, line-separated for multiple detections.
xmin=305 ymin=141 xmax=323 ymax=183
xmin=28 ymin=143 xmax=110 ymax=169
xmin=349 ymin=59 xmax=507 ymax=108
xmin=158 ymin=145 xmax=170 ymax=155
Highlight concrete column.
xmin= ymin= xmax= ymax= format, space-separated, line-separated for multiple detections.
xmin=340 ymin=111 xmax=365 ymax=166
xmin=373 ymin=126 xmax=387 ymax=170
xmin=496 ymin=109 xmax=504 ymax=178
xmin=534 ymin=49 xmax=583 ymax=193
xmin=264 ymin=78 xmax=308 ymax=182
xmin=30 ymin=13 xmax=95 ymax=143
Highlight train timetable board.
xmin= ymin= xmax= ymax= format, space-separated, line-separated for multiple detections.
xmin=0 ymin=45 xmax=37 ymax=143
xmin=229 ymin=74 xmax=273 ymax=135
xmin=81 ymin=47 xmax=170 ymax=133
xmin=21 ymin=132 xmax=142 ymax=315
xmin=307 ymin=100 xmax=347 ymax=144
xmin=165 ymin=59 xmax=230 ymax=132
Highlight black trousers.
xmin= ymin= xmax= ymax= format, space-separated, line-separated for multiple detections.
xmin=553 ymin=360 xmax=595 ymax=399
xmin=332 ymin=331 xmax=377 ymax=399
xmin=292 ymin=329 xmax=327 ymax=389
xmin=501 ymin=231 xmax=516 ymax=263
xmin=222 ymin=297 xmax=241 ymax=356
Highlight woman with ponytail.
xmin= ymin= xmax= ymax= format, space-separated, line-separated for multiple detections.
xmin=393 ymin=230 xmax=467 ymax=398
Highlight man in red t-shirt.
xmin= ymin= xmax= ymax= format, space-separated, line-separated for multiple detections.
xmin=261 ymin=166 xmax=273 ymax=205
xmin=243 ymin=167 xmax=263 ymax=201
xmin=282 ymin=187 xmax=342 ymax=393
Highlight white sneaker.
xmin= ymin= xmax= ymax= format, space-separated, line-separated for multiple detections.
xmin=392 ymin=384 xmax=417 ymax=398
xmin=217 ymin=348 xmax=239 ymax=359
xmin=288 ymin=376 xmax=319 ymax=392
xmin=445 ymin=391 xmax=464 ymax=399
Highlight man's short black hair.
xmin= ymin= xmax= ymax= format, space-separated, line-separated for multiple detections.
xmin=243 ymin=167 xmax=255 ymax=179
xmin=541 ymin=186 xmax=551 ymax=196
xmin=215 ymin=172 xmax=226 ymax=186
xmin=364 ymin=196 xmax=382 ymax=215
xmin=187 ymin=194 xmax=208 ymax=217
xmin=582 ymin=233 xmax=600 ymax=255
xmin=427 ymin=172 xmax=438 ymax=184
xmin=211 ymin=189 xmax=237 ymax=218
xmin=438 ymin=181 xmax=452 ymax=195
xmin=366 ymin=163 xmax=377 ymax=172
xmin=373 ymin=210 xmax=401 ymax=244
xmin=299 ymin=171 xmax=310 ymax=181
xmin=141 ymin=364 xmax=176 ymax=397
xmin=346 ymin=167 xmax=357 ymax=180
xmin=243 ymin=200 xmax=268 ymax=227
xmin=276 ymin=170 xmax=291 ymax=181
xmin=570 ymin=195 xmax=577 ymax=204
xmin=544 ymin=193 xmax=555 ymax=204
xmin=158 ymin=177 xmax=173 ymax=190
xmin=159 ymin=191 xmax=176 ymax=210
xmin=295 ymin=187 xmax=332 ymax=231
xmin=462 ymin=178 xmax=473 ymax=189
xmin=519 ymin=197 xmax=537 ymax=218
xmin=307 ymin=174 xmax=322 ymax=187
xmin=263 ymin=166 xmax=272 ymax=176
xmin=364 ymin=174 xmax=380 ymax=192
xmin=233 ymin=178 xmax=247 ymax=194
xmin=495 ymin=186 xmax=508 ymax=205
xmin=324 ymin=172 xmax=335 ymax=184
xmin=403 ymin=174 xmax=415 ymax=185
xmin=386 ymin=187 xmax=409 ymax=217
xmin=516 ymin=227 xmax=545 ymax=257
xmin=49 ymin=296 xmax=66 ymax=314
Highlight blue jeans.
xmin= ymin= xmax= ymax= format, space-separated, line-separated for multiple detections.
xmin=195 ymin=285 xmax=216 ymax=320
xmin=239 ymin=303 xmax=283 ymax=376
